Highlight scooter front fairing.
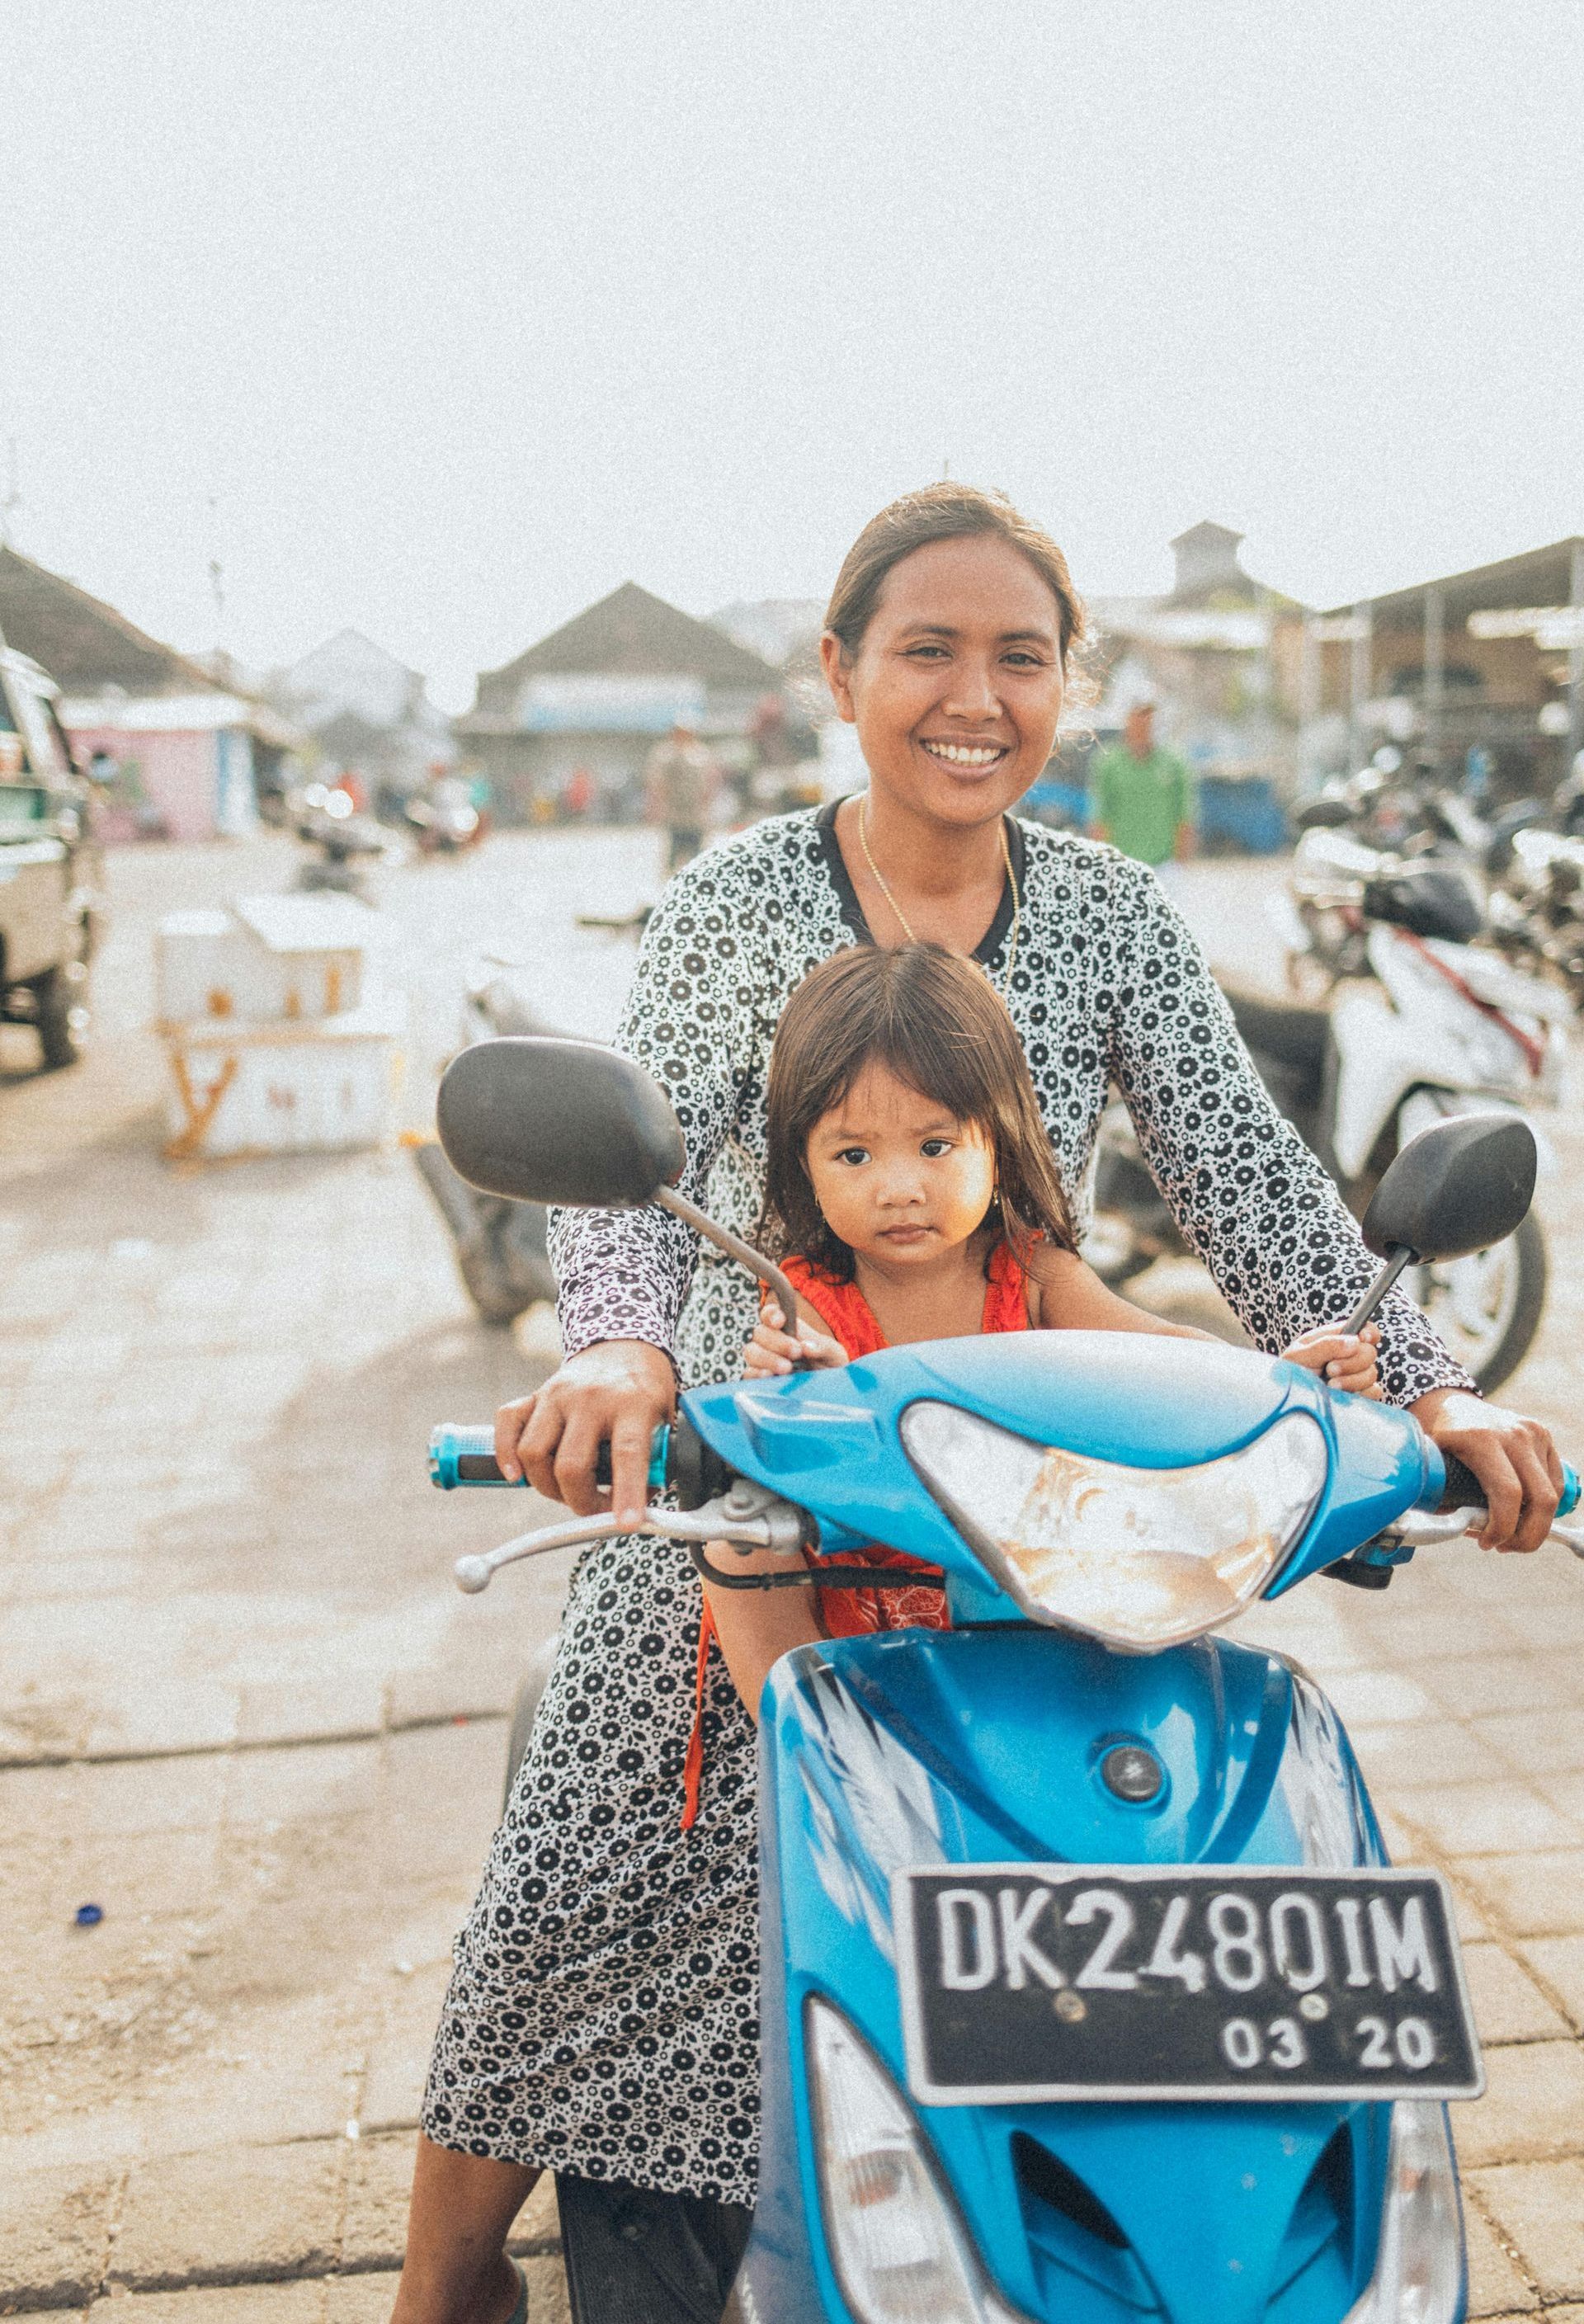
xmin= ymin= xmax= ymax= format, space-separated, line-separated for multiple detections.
xmin=733 ymin=1626 xmax=1397 ymax=2324
xmin=691 ymin=1336 xmax=1454 ymax=2324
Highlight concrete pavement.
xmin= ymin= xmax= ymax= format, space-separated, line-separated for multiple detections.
xmin=1 ymin=832 xmax=1581 ymax=2319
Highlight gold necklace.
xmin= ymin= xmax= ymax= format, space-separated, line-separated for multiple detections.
xmin=856 ymin=793 xmax=1021 ymax=994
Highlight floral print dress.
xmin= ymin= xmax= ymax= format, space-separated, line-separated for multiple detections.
xmin=421 ymin=805 xmax=1468 ymax=2203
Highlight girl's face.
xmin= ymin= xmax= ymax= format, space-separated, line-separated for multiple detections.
xmin=820 ymin=534 xmax=1066 ymax=830
xmin=806 ymin=1061 xmax=996 ymax=1269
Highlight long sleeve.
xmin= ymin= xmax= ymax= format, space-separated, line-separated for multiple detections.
xmin=549 ymin=846 xmax=769 ymax=1366
xmin=1103 ymin=855 xmax=1473 ymax=1407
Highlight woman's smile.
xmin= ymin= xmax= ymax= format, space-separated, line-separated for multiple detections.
xmin=917 ymin=737 xmax=1010 ymax=771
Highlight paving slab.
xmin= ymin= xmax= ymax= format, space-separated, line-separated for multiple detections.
xmin=1472 ymin=2161 xmax=1584 ymax=2303
xmin=1516 ymin=1935 xmax=1584 ymax=2032
xmin=111 ymin=2144 xmax=346 ymax=2292
xmin=1455 ymin=2041 xmax=1584 ymax=2167
xmin=1464 ymin=1943 xmax=1576 ymax=2045
xmin=90 ymin=2289 xmax=328 ymax=2322
xmin=0 ymin=2162 xmax=120 ymax=2315
xmin=1464 ymin=2194 xmax=1541 ymax=2315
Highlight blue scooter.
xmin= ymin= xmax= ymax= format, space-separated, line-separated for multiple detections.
xmin=430 ymin=1036 xmax=1583 ymax=2324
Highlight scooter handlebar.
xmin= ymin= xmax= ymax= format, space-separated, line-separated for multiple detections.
xmin=428 ymin=1421 xmax=733 ymax=1511
xmin=430 ymin=1422 xmax=666 ymax=1492
xmin=1440 ymin=1452 xmax=1579 ymax=1519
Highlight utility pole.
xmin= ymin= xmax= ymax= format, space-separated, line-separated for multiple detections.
xmin=1 ymin=438 xmax=20 ymax=549
xmin=1423 ymin=584 xmax=1445 ymax=772
xmin=207 ymin=492 xmax=227 ymax=660
xmin=1348 ymin=601 xmax=1374 ymax=773
xmin=1560 ymin=541 xmax=1570 ymax=771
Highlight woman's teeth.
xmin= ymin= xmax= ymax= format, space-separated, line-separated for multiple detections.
xmin=922 ymin=741 xmax=1006 ymax=768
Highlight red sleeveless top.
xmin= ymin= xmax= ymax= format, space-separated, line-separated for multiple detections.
xmin=680 ymin=1240 xmax=1033 ymax=1830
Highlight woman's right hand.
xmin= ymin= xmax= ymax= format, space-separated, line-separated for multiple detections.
xmin=495 ymin=1339 xmax=676 ymax=1527
xmin=744 ymin=1302 xmax=846 ymax=1379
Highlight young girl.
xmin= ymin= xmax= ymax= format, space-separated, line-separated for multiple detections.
xmin=699 ymin=941 xmax=1379 ymax=1729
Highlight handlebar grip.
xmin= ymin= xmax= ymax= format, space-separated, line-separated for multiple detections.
xmin=1439 ymin=1454 xmax=1579 ymax=1518
xmin=1439 ymin=1454 xmax=1486 ymax=1511
xmin=429 ymin=1422 xmax=671 ymax=1492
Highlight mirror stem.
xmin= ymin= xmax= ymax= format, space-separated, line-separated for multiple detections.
xmin=1341 ymin=1245 xmax=1415 ymax=1336
xmin=655 ymin=1186 xmax=808 ymax=1356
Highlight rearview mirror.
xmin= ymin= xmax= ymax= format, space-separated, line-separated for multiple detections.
xmin=437 ymin=1037 xmax=684 ymax=1208
xmin=436 ymin=1035 xmax=806 ymax=1335
xmin=1362 ymin=1113 xmax=1535 ymax=1264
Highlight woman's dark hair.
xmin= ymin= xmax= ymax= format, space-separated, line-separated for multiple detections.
xmin=761 ymin=943 xmax=1077 ymax=1281
xmin=824 ymin=482 xmax=1087 ymax=667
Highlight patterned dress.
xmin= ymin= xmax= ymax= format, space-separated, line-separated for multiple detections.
xmin=422 ymin=804 xmax=1469 ymax=2203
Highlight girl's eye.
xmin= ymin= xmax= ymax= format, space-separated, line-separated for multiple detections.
xmin=834 ymin=1147 xmax=870 ymax=1167
xmin=920 ymin=1138 xmax=954 ymax=1158
xmin=904 ymin=643 xmax=950 ymax=661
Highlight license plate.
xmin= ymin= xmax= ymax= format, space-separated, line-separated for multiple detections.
xmin=892 ymin=1864 xmax=1483 ymax=2105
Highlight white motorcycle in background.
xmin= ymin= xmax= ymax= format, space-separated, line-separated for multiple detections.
xmin=1090 ymin=865 xmax=1568 ymax=1391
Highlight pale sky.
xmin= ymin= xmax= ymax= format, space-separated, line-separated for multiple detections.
xmin=3 ymin=0 xmax=1582 ymax=709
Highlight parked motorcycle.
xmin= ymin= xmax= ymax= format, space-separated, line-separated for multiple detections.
xmin=1112 ymin=862 xmax=1568 ymax=1390
xmin=405 ymin=776 xmax=483 ymax=855
xmin=294 ymin=784 xmax=393 ymax=898
xmin=1485 ymin=827 xmax=1584 ymax=1005
xmin=428 ymin=1035 xmax=1581 ymax=2324
xmin=408 ymin=964 xmax=559 ymax=1326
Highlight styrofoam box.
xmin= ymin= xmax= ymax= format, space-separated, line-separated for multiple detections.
xmin=163 ymin=998 xmax=406 ymax=1159
xmin=157 ymin=893 xmax=376 ymax=1026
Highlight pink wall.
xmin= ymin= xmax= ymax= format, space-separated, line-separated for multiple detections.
xmin=68 ymin=724 xmax=218 ymax=842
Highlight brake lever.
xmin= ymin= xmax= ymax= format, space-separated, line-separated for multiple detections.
xmin=1383 ymin=1506 xmax=1584 ymax=1559
xmin=454 ymin=1484 xmax=808 ymax=1594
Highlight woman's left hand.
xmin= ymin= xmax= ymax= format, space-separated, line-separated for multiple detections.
xmin=1410 ymin=1387 xmax=1564 ymax=1553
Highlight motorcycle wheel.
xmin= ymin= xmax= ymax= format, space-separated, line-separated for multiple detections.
xmin=1407 ymin=1212 xmax=1548 ymax=1395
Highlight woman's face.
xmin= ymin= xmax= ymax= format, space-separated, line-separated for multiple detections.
xmin=806 ymin=1063 xmax=996 ymax=1270
xmin=821 ymin=534 xmax=1066 ymax=828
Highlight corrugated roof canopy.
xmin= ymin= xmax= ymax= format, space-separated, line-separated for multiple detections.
xmin=1324 ymin=537 xmax=1584 ymax=626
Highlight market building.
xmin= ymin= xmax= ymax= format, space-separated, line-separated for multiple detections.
xmin=456 ymin=580 xmax=788 ymax=823
xmin=1299 ymin=536 xmax=1584 ymax=796
xmin=0 ymin=547 xmax=304 ymax=839
xmin=270 ymin=629 xmax=453 ymax=808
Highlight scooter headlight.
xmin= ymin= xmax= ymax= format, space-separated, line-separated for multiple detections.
xmin=806 ymin=1998 xmax=1030 ymax=2324
xmin=1343 ymin=2101 xmax=1464 ymax=2323
xmin=901 ymin=1404 xmax=1327 ymax=1648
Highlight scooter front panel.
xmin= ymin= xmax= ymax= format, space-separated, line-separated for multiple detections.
xmin=739 ymin=1628 xmax=1402 ymax=2323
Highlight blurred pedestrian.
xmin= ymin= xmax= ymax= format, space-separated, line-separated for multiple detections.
xmin=1090 ymin=700 xmax=1195 ymax=877
xmin=561 ymin=763 xmax=596 ymax=821
xmin=644 ymin=720 xmax=718 ymax=872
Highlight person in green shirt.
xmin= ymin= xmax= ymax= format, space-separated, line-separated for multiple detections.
xmin=1090 ymin=702 xmax=1196 ymax=870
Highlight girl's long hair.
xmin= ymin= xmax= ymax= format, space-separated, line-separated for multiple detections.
xmin=761 ymin=943 xmax=1077 ymax=1282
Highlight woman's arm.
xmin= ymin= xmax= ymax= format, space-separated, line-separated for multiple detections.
xmin=1102 ymin=856 xmax=1468 ymax=1404
xmin=510 ymin=846 xmax=767 ymax=1517
xmin=549 ymin=844 xmax=767 ymax=1366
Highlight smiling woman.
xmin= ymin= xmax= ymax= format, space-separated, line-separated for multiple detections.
xmin=395 ymin=482 xmax=1558 ymax=2324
